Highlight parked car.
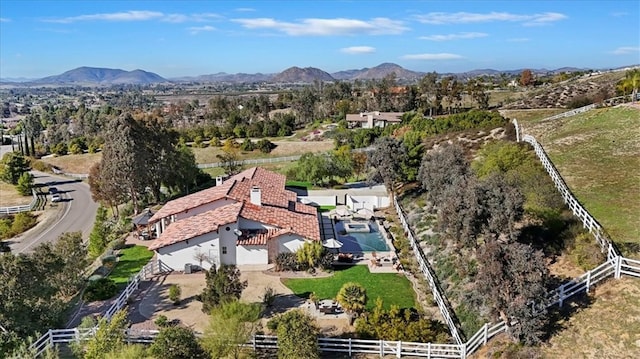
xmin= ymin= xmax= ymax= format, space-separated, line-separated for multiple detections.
xmin=49 ymin=187 xmax=58 ymax=194
xmin=51 ymin=194 xmax=62 ymax=202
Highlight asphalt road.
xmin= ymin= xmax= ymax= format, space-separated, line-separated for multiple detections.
xmin=8 ymin=170 xmax=99 ymax=253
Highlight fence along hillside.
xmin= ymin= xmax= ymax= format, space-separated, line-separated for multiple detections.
xmin=30 ymin=102 xmax=640 ymax=358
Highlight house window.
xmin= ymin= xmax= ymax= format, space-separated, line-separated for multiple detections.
xmin=222 ymin=246 xmax=227 ymax=255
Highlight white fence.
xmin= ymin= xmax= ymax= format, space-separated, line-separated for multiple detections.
xmin=298 ymin=195 xmax=337 ymax=207
xmin=0 ymin=189 xmax=38 ymax=215
xmin=394 ymin=197 xmax=464 ymax=346
xmin=521 ymin=134 xmax=619 ymax=261
xmin=348 ymin=194 xmax=390 ymax=211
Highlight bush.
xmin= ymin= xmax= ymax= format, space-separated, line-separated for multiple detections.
xmin=9 ymin=213 xmax=37 ymax=237
xmin=275 ymin=252 xmax=304 ymax=271
xmin=83 ymin=277 xmax=118 ymax=301
xmin=155 ymin=315 xmax=169 ymax=328
xmin=567 ymin=233 xmax=605 ymax=270
xmin=29 ymin=160 xmax=52 ymax=172
xmin=262 ymin=286 xmax=276 ymax=307
xmin=168 ymin=284 xmax=182 ymax=305
xmin=101 ymin=254 xmax=117 ymax=268
xmin=16 ymin=172 xmax=34 ymax=195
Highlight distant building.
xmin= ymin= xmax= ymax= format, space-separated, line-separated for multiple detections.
xmin=345 ymin=111 xmax=404 ymax=129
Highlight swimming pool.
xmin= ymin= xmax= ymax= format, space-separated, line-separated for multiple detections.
xmin=334 ymin=219 xmax=390 ymax=253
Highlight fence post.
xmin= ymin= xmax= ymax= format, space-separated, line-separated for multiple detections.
xmin=586 ymin=271 xmax=592 ymax=293
xmin=380 ymin=340 xmax=384 ymax=357
xmin=252 ymin=334 xmax=256 ymax=351
xmin=397 ymin=341 xmax=402 ymax=358
xmin=483 ymin=323 xmax=488 ymax=344
xmin=460 ymin=343 xmax=466 ymax=359
xmin=615 ymin=256 xmax=622 ymax=279
xmin=348 ymin=337 xmax=352 ymax=356
xmin=558 ymin=285 xmax=565 ymax=308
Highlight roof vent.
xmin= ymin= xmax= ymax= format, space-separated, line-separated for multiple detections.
xmin=250 ymin=186 xmax=261 ymax=206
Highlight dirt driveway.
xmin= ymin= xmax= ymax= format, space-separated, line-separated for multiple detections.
xmin=129 ymin=267 xmax=351 ymax=335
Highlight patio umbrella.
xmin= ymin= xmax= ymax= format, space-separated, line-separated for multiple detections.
xmin=335 ymin=206 xmax=353 ymax=217
xmin=132 ymin=209 xmax=154 ymax=226
xmin=322 ymin=238 xmax=344 ymax=249
xmin=356 ymin=208 xmax=375 ymax=219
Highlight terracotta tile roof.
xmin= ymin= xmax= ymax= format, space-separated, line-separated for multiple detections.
xmin=149 ymin=202 xmax=243 ymax=250
xmin=228 ymin=178 xmax=297 ymax=208
xmin=149 ymin=180 xmax=235 ymax=224
xmin=228 ymin=167 xmax=286 ymax=188
xmin=240 ymin=202 xmax=320 ymax=241
xmin=235 ymin=228 xmax=292 ymax=246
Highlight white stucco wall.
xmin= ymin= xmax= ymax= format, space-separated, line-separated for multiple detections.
xmin=278 ymin=234 xmax=307 ymax=254
xmin=236 ymin=245 xmax=268 ymax=265
xmin=346 ymin=195 xmax=389 ymax=210
xmin=156 ymin=232 xmax=220 ymax=271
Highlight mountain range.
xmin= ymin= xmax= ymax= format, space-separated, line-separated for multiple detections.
xmin=0 ymin=63 xmax=595 ymax=86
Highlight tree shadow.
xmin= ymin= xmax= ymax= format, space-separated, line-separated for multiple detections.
xmin=540 ymin=290 xmax=596 ymax=342
xmin=262 ymin=293 xmax=306 ymax=318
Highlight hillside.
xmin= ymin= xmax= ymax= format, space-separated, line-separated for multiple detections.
xmin=271 ymin=66 xmax=334 ymax=83
xmin=34 ymin=66 xmax=167 ymax=85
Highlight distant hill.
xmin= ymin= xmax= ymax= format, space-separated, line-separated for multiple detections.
xmin=172 ymin=72 xmax=273 ymax=83
xmin=33 ymin=67 xmax=167 ymax=85
xmin=352 ymin=63 xmax=424 ymax=81
xmin=271 ymin=66 xmax=334 ymax=83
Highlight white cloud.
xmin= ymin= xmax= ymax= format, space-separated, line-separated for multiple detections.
xmin=419 ymin=32 xmax=487 ymax=41
xmin=414 ymin=11 xmax=566 ymax=26
xmin=612 ymin=46 xmax=640 ymax=55
xmin=401 ymin=53 xmax=463 ymax=60
xmin=0 ymin=18 xmax=10 ymax=22
xmin=232 ymin=17 xmax=408 ymax=36
xmin=341 ymin=46 xmax=376 ymax=54
xmin=188 ymin=25 xmax=216 ymax=35
xmin=43 ymin=11 xmax=220 ymax=24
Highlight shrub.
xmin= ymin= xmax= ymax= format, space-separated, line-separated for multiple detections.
xmin=10 ymin=212 xmax=37 ymax=236
xmin=567 ymin=233 xmax=605 ymax=270
xmin=257 ymin=138 xmax=275 ymax=153
xmin=16 ymin=172 xmax=34 ymax=195
xmin=29 ymin=159 xmax=52 ymax=172
xmin=318 ymin=252 xmax=334 ymax=270
xmin=275 ymin=252 xmax=303 ymax=271
xmin=262 ymin=286 xmax=276 ymax=307
xmin=83 ymin=277 xmax=118 ymax=301
xmin=101 ymin=255 xmax=117 ymax=268
xmin=168 ymin=284 xmax=182 ymax=305
xmin=155 ymin=315 xmax=169 ymax=328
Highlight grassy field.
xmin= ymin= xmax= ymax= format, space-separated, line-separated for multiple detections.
xmin=108 ymin=245 xmax=154 ymax=286
xmin=521 ymin=106 xmax=640 ymax=256
xmin=499 ymin=108 xmax=567 ymax=124
xmin=42 ymin=152 xmax=102 ymax=174
xmin=283 ymin=265 xmax=416 ymax=310
xmin=541 ymin=277 xmax=640 ymax=358
xmin=0 ymin=181 xmax=32 ymax=206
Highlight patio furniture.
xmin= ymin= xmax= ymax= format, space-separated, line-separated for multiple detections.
xmin=337 ymin=253 xmax=354 ymax=263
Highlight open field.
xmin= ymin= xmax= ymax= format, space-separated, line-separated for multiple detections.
xmin=499 ymin=108 xmax=567 ymax=124
xmin=283 ymin=265 xmax=416 ymax=310
xmin=520 ymin=105 xmax=640 ymax=256
xmin=0 ymin=181 xmax=32 ymax=207
xmin=41 ymin=152 xmax=102 ymax=175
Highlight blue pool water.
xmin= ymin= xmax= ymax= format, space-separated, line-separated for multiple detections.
xmin=334 ymin=219 xmax=390 ymax=253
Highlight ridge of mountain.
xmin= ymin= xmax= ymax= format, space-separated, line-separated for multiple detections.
xmin=2 ymin=64 xmax=636 ymax=85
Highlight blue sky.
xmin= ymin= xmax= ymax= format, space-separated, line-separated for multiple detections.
xmin=1 ymin=0 xmax=638 ymax=79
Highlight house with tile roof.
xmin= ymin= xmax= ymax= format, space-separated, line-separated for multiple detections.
xmin=345 ymin=111 xmax=404 ymax=129
xmin=148 ymin=167 xmax=321 ymax=270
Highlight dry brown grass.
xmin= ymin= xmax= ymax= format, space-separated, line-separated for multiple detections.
xmin=0 ymin=181 xmax=33 ymax=207
xmin=542 ymin=278 xmax=640 ymax=358
xmin=41 ymin=153 xmax=102 ymax=174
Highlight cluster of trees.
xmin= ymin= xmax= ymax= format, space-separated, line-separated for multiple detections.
xmin=286 ymin=146 xmax=368 ymax=186
xmin=418 ymin=142 xmax=555 ymax=344
xmin=88 ymin=113 xmax=209 ymax=214
xmin=0 ymin=151 xmax=34 ymax=196
xmin=0 ymin=232 xmax=88 ymax=355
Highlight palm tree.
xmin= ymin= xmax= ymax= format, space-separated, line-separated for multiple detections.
xmin=336 ymin=282 xmax=367 ymax=324
xmin=617 ymin=69 xmax=640 ymax=101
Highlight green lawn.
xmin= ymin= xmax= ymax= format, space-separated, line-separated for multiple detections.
xmin=522 ymin=106 xmax=640 ymax=256
xmin=283 ymin=265 xmax=416 ymax=310
xmin=108 ymin=245 xmax=154 ymax=286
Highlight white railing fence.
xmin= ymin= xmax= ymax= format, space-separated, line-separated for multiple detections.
xmin=0 ymin=188 xmax=38 ymax=215
xmin=519 ymin=133 xmax=620 ymax=261
xmin=394 ymin=197 xmax=464 ymax=346
xmin=198 ymin=155 xmax=301 ymax=169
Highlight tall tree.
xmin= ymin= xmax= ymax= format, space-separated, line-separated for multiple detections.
xmin=367 ymin=137 xmax=407 ymax=198
xmin=0 ymin=151 xmax=30 ymax=185
xmin=476 ymin=241 xmax=549 ymax=345
xmin=149 ymin=326 xmax=208 ymax=359
xmin=336 ymin=282 xmax=367 ymax=320
xmin=418 ymin=143 xmax=471 ymax=204
xmin=519 ymin=69 xmax=534 ymax=87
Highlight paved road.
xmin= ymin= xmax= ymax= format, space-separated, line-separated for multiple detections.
xmin=9 ymin=171 xmax=99 ymax=253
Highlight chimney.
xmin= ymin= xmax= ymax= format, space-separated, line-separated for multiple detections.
xmin=250 ymin=186 xmax=261 ymax=206
xmin=216 ymin=176 xmax=223 ymax=186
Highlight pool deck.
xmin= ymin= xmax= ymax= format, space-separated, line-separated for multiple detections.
xmin=320 ymin=211 xmax=401 ymax=274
